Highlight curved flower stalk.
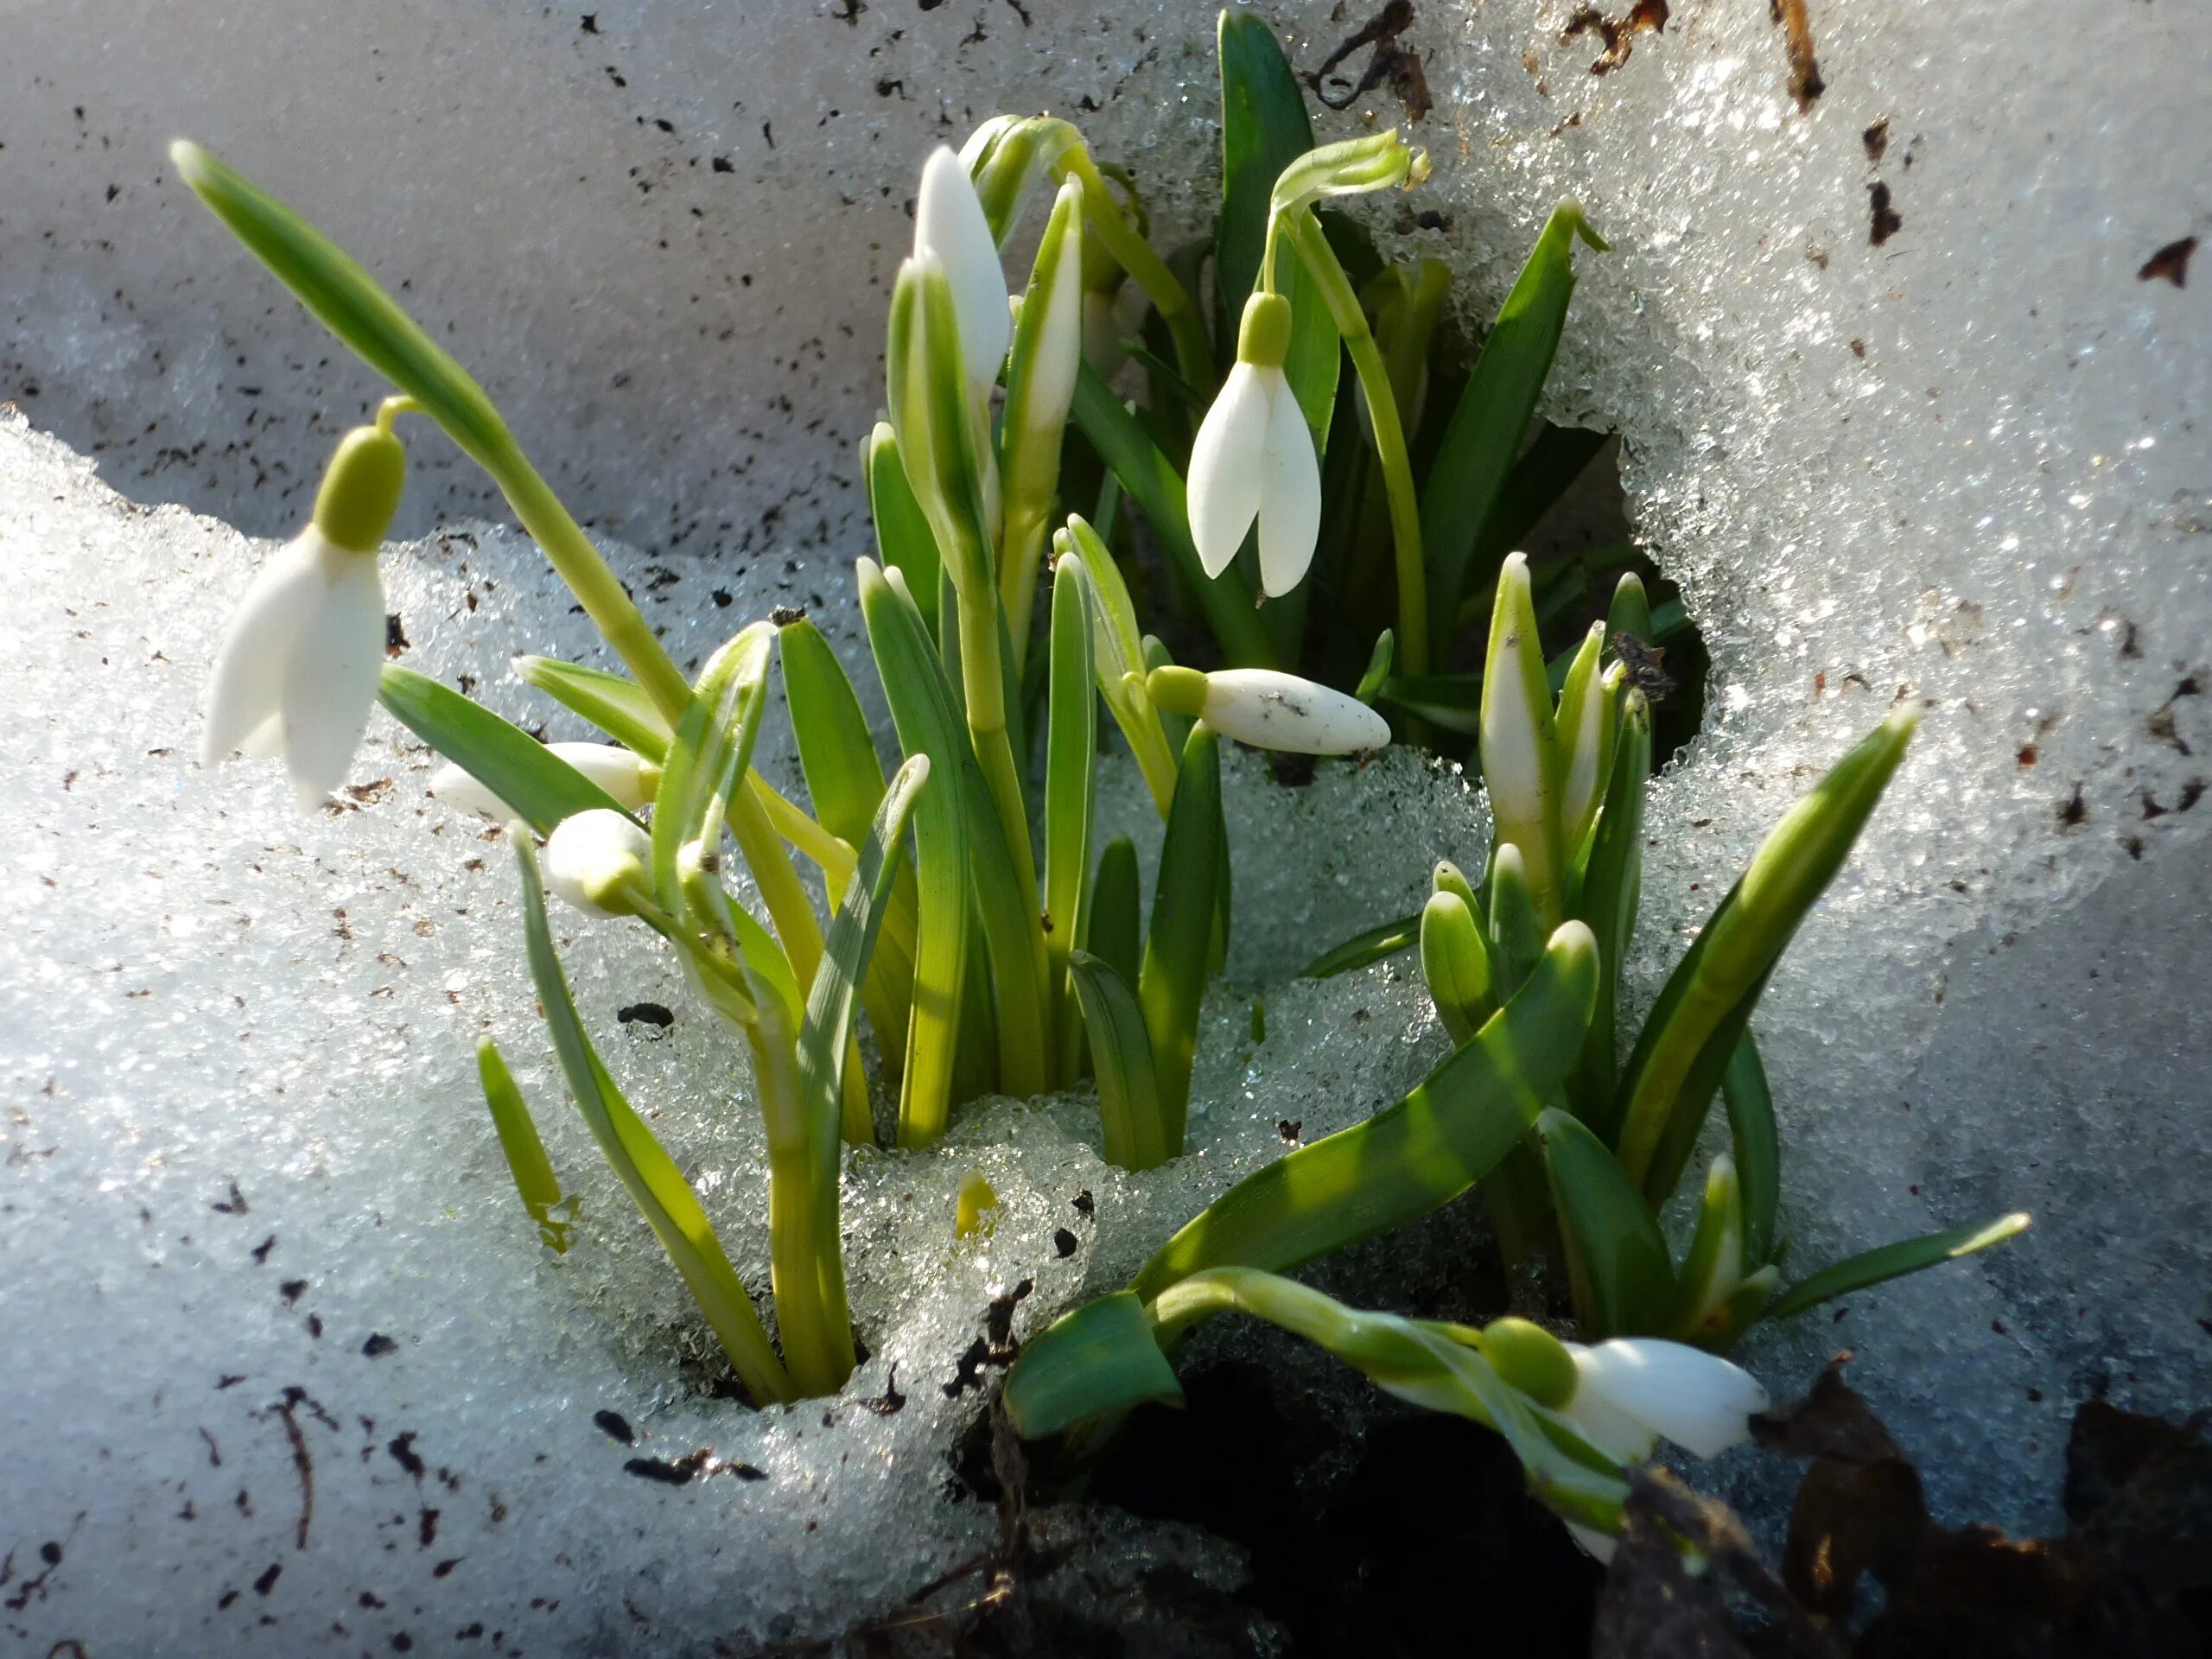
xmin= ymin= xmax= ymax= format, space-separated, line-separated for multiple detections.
xmin=201 ymin=401 xmax=410 ymax=810
xmin=1006 ymin=1265 xmax=1766 ymax=1558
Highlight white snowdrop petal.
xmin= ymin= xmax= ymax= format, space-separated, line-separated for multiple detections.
xmin=1566 ymin=1522 xmax=1619 ymax=1565
xmin=1201 ymin=669 xmax=1392 ymax=756
xmin=428 ymin=763 xmax=512 ymax=820
xmin=550 ymin=743 xmax=658 ymax=810
xmin=543 ymin=808 xmax=652 ymax=916
xmin=1256 ymin=376 xmax=1322 ymax=598
xmin=1187 ymin=362 xmax=1272 ymax=578
xmin=915 ymin=146 xmax=1010 ymax=390
xmin=1573 ymin=1338 xmax=1770 ymax=1459
xmin=1560 ymin=1378 xmax=1659 ymax=1465
xmin=200 ymin=531 xmax=329 ymax=767
xmin=276 ymin=540 xmax=385 ymax=810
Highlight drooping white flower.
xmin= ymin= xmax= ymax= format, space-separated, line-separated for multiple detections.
xmin=542 ymin=808 xmax=654 ymax=918
xmin=1187 ymin=292 xmax=1319 ymax=598
xmin=1560 ymin=1338 xmax=1770 ymax=1463
xmin=201 ymin=420 xmax=405 ymax=812
xmin=430 ymin=744 xmax=659 ymax=820
xmin=913 ymin=145 xmax=1010 ymax=391
xmin=1148 ymin=665 xmax=1389 ymax=757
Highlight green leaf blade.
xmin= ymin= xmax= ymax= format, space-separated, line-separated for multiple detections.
xmin=1003 ymin=1291 xmax=1184 ymax=1440
xmin=1763 ymin=1213 xmax=2031 ymax=1325
xmin=378 ymin=664 xmax=631 ymax=836
xmin=1139 ymin=722 xmax=1225 ymax=1154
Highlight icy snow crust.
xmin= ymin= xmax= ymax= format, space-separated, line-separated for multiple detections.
xmin=2 ymin=0 xmax=2209 ymax=1649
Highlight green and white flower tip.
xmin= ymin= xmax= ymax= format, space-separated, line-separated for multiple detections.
xmin=914 ymin=144 xmax=1010 ymax=392
xmin=1188 ymin=291 xmax=1320 ymax=597
xmin=200 ymin=411 xmax=407 ymax=812
xmin=430 ymin=744 xmax=659 ymax=820
xmin=542 ymin=808 xmax=653 ymax=918
xmin=1147 ymin=664 xmax=1389 ymax=756
xmin=1560 ymin=1338 xmax=1770 ymax=1465
xmin=1267 ymin=129 xmax=1429 ymax=219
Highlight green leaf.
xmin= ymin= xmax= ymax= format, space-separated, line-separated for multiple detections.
xmin=1605 ymin=570 xmax=1654 ymax=646
xmin=1297 ymin=911 xmax=1420 ymax=980
xmin=778 ymin=616 xmax=889 ymax=849
xmin=1534 ymin=1108 xmax=1675 ymax=1339
xmin=512 ymin=832 xmax=793 ymax=1405
xmin=171 ymin=142 xmax=510 ymax=469
xmin=1354 ymin=630 xmax=1395 ymax=706
xmin=1002 ymin=1291 xmax=1184 ymax=1439
xmin=648 ymin=625 xmax=776 ymax=924
xmin=1667 ymin=1152 xmax=1749 ymax=1342
xmin=1763 ymin=1212 xmax=2031 ymax=1325
xmin=1070 ymin=365 xmax=1277 ymax=668
xmin=793 ymin=753 xmax=931 ymax=1373
xmin=1484 ymin=843 xmax=1546 ymax=1001
xmin=1045 ymin=559 xmax=1099 ymax=1087
xmin=858 ymin=563 xmax=974 ymax=1146
xmin=1474 ymin=423 xmax=1609 ymax=573
xmin=1131 ymin=922 xmax=1599 ymax=1303
xmin=864 ymin=423 xmax=942 ymax=640
xmin=1419 ymin=889 xmax=1494 ymax=1045
xmin=1612 ymin=706 xmax=1919 ymax=1205
xmin=1140 ymin=722 xmax=1225 ymax=1153
xmin=512 ymin=656 xmax=672 ymax=762
xmin=1419 ymin=202 xmax=1606 ymax=663
xmin=1567 ymin=689 xmax=1649 ymax=1126
xmin=378 ymin=664 xmax=631 ymax=836
xmin=1215 ymin=10 xmax=1338 ymax=446
xmin=1085 ymin=836 xmax=1144 ymax=988
xmin=1720 ymin=1030 xmax=1779 ymax=1268
xmin=1069 ymin=952 xmax=1170 ymax=1173
xmin=1375 ymin=673 xmax=1484 ymax=736
xmin=474 ymin=1038 xmax=571 ymax=1253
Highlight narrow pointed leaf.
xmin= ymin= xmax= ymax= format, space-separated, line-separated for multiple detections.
xmin=380 ymin=664 xmax=631 ymax=836
xmin=1569 ymin=689 xmax=1648 ymax=1128
xmin=1419 ymin=201 xmax=1606 ymax=659
xmin=1002 ymin=1291 xmax=1184 ymax=1439
xmin=1298 ymin=911 xmax=1420 ymax=980
xmin=1613 ymin=706 xmax=1919 ymax=1204
xmin=512 ymin=834 xmax=791 ymax=1405
xmin=1139 ymin=722 xmax=1224 ymax=1152
xmin=513 ymin=656 xmax=674 ymax=762
xmin=1720 ymin=1030 xmax=1779 ymax=1267
xmin=1069 ymin=952 xmax=1170 ymax=1172
xmin=1085 ymin=835 xmax=1143 ymax=988
xmin=1420 ymin=889 xmax=1494 ymax=1045
xmin=475 ymin=1038 xmax=571 ymax=1253
xmin=648 ymin=625 xmax=776 ymax=920
xmin=1533 ymin=1107 xmax=1675 ymax=1339
xmin=1045 ymin=559 xmax=1099 ymax=1085
xmin=779 ymin=616 xmax=889 ymax=847
xmin=858 ymin=563 xmax=972 ymax=1145
xmin=1763 ymin=1213 xmax=2031 ymax=1325
xmin=1131 ymin=922 xmax=1599 ymax=1303
xmin=864 ymin=423 xmax=942 ymax=639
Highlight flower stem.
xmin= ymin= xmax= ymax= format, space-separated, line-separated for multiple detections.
xmin=1048 ymin=139 xmax=1216 ymax=401
xmin=1283 ymin=213 xmax=1430 ymax=685
xmin=489 ymin=443 xmax=694 ymax=726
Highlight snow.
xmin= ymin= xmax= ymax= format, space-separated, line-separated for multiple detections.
xmin=3 ymin=0 xmax=2209 ymax=1649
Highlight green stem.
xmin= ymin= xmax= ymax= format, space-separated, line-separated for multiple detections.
xmin=1047 ymin=138 xmax=1216 ymax=402
xmin=744 ymin=1001 xmax=852 ymax=1396
xmin=493 ymin=445 xmax=693 ymax=725
xmin=1284 ymin=213 xmax=1429 ymax=683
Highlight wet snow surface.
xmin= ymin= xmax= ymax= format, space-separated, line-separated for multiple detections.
xmin=3 ymin=0 xmax=2208 ymax=1649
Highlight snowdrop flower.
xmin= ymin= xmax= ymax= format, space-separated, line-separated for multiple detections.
xmin=1560 ymin=1338 xmax=1770 ymax=1464
xmin=543 ymin=809 xmax=654 ymax=918
xmin=913 ymin=145 xmax=1010 ymax=393
xmin=430 ymin=745 xmax=659 ymax=820
xmin=1188 ymin=291 xmax=1320 ymax=598
xmin=1147 ymin=665 xmax=1389 ymax=757
xmin=201 ymin=416 xmax=407 ymax=811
